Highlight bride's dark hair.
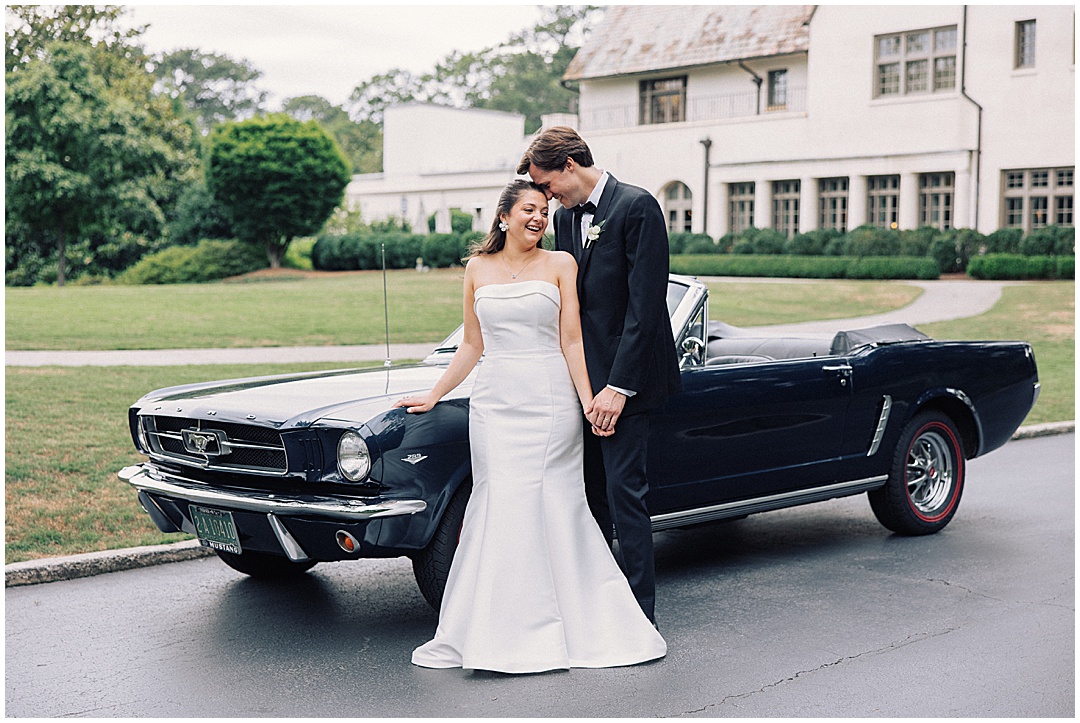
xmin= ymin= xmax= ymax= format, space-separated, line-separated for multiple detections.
xmin=467 ymin=179 xmax=546 ymax=259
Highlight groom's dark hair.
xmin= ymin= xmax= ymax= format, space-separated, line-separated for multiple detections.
xmin=517 ymin=126 xmax=595 ymax=174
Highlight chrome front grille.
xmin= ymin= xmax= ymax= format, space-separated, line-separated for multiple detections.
xmin=143 ymin=415 xmax=287 ymax=474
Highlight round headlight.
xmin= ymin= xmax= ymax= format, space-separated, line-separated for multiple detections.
xmin=337 ymin=431 xmax=371 ymax=482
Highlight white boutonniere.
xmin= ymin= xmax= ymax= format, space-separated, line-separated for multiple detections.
xmin=585 ymin=219 xmax=606 ymax=248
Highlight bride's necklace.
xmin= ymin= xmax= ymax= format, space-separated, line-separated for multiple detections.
xmin=501 ymin=250 xmax=539 ymax=280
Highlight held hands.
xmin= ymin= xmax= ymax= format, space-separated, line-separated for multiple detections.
xmin=394 ymin=394 xmax=437 ymax=414
xmin=585 ymin=387 xmax=626 ymax=436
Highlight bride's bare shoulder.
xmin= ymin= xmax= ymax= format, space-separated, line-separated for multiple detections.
xmin=545 ymin=248 xmax=577 ymax=271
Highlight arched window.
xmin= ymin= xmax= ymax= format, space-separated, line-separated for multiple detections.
xmin=663 ymin=182 xmax=693 ymax=233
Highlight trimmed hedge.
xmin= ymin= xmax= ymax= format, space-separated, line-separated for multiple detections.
xmin=117 ymin=239 xmax=267 ymax=284
xmin=311 ymin=231 xmax=482 ymax=271
xmin=966 ymin=254 xmax=1075 ymax=280
xmin=669 ymin=254 xmax=939 ymax=279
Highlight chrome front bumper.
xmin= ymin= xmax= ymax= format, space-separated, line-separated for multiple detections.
xmin=118 ymin=464 xmax=428 ymax=521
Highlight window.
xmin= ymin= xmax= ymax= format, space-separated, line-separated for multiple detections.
xmin=818 ymin=178 xmax=849 ymax=232
xmin=875 ymin=26 xmax=957 ymax=96
xmin=772 ymin=180 xmax=800 ymax=238
xmin=1016 ymin=20 xmax=1036 ymax=69
xmin=767 ymin=70 xmax=788 ymax=111
xmin=919 ymin=172 xmax=955 ymax=230
xmin=867 ymin=175 xmax=900 ymax=228
xmin=1001 ymin=167 xmax=1075 ymax=232
xmin=729 ymin=182 xmax=755 ymax=234
xmin=639 ymin=76 xmax=687 ymax=125
xmin=664 ymin=182 xmax=693 ymax=233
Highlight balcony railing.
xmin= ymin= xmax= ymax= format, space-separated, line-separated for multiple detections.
xmin=580 ymin=86 xmax=807 ymax=132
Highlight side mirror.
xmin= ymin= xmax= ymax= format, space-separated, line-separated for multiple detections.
xmin=680 ymin=336 xmax=705 ymax=367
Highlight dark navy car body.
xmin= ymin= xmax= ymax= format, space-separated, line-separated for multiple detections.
xmin=119 ymin=275 xmax=1039 ymax=607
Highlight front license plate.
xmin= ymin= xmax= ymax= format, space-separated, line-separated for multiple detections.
xmin=190 ymin=505 xmax=242 ymax=554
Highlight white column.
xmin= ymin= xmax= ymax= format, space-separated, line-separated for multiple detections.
xmin=713 ymin=182 xmax=730 ymax=238
xmin=755 ymin=179 xmax=772 ymax=229
xmin=953 ymin=169 xmax=971 ymax=230
xmin=899 ymin=172 xmax=920 ymax=230
xmin=799 ymin=177 xmax=818 ymax=233
xmin=848 ymin=175 xmax=868 ymax=230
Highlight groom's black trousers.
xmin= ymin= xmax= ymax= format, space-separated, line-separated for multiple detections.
xmin=582 ymin=411 xmax=656 ymax=623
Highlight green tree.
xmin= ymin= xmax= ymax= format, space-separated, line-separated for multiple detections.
xmin=346 ymin=6 xmax=600 ymax=133
xmin=206 ymin=114 xmax=351 ymax=268
xmin=282 ymin=94 xmax=382 ymax=173
xmin=6 ymin=41 xmax=197 ymax=285
xmin=348 ymin=68 xmax=424 ymax=125
xmin=166 ymin=182 xmax=235 ymax=246
xmin=5 ymin=4 xmax=144 ymax=73
xmin=151 ymin=48 xmax=268 ymax=134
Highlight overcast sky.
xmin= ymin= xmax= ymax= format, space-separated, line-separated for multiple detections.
xmin=122 ymin=3 xmax=548 ymax=109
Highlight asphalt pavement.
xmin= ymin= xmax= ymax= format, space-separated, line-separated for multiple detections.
xmin=6 ymin=433 xmax=1073 ymax=717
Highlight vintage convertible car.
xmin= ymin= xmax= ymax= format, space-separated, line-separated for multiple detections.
xmin=118 ymin=275 xmax=1039 ymax=608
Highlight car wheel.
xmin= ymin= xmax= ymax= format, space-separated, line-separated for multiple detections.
xmin=868 ymin=411 xmax=965 ymax=536
xmin=412 ymin=479 xmax=471 ymax=610
xmin=214 ymin=549 xmax=317 ymax=578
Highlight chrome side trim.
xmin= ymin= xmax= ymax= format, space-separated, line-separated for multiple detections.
xmin=118 ymin=465 xmax=427 ymax=521
xmin=867 ymin=395 xmax=893 ymax=456
xmin=267 ymin=514 xmax=311 ymax=562
xmin=649 ymin=476 xmax=888 ymax=531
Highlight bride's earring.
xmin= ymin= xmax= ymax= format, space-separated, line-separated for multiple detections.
xmin=498 ymin=221 xmax=508 ymax=232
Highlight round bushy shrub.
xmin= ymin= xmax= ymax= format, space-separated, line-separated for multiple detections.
xmin=732 ymin=227 xmax=786 ymax=254
xmin=930 ymin=228 xmax=983 ymax=273
xmin=784 ymin=228 xmax=840 ymax=256
xmin=683 ymin=235 xmax=722 ymax=254
xmin=899 ymin=226 xmax=937 ymax=257
xmin=668 ymin=232 xmax=714 ymax=255
xmin=984 ymin=227 xmax=1023 ymax=254
xmin=117 ymin=239 xmax=267 ymax=284
xmin=843 ymin=224 xmax=901 ymax=257
xmin=1021 ymin=226 xmax=1075 ymax=256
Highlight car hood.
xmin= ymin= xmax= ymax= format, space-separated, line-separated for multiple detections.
xmin=132 ymin=363 xmax=474 ymax=429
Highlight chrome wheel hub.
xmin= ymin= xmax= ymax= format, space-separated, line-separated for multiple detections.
xmin=906 ymin=429 xmax=954 ymax=516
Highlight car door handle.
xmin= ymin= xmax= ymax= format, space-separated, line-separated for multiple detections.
xmin=822 ymin=364 xmax=853 ymax=385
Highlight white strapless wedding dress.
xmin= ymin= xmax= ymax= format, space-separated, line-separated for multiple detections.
xmin=411 ymin=280 xmax=666 ymax=673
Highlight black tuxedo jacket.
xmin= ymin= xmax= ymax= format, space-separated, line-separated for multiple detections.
xmin=554 ymin=175 xmax=682 ymax=416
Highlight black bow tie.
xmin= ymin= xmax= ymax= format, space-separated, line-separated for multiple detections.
xmin=573 ymin=201 xmax=597 ymax=218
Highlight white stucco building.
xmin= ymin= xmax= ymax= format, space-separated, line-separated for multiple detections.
xmin=346 ymin=5 xmax=1074 ymax=239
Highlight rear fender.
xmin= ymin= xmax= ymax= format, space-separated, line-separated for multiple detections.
xmin=911 ymin=388 xmax=982 ymax=458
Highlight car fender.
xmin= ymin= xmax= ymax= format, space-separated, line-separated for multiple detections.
xmin=909 ymin=387 xmax=984 ymax=458
xmin=361 ymin=399 xmax=473 ymax=551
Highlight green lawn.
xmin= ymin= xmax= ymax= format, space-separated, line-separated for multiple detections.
xmin=6 ymin=270 xmax=921 ymax=350
xmin=5 ymin=269 xmax=466 ymax=350
xmin=5 ymin=277 xmax=1071 ymax=562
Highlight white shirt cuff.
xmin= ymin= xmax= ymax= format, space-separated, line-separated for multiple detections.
xmin=606 ymin=384 xmax=636 ymax=398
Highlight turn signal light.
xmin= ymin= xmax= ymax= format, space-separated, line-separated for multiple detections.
xmin=336 ymin=530 xmax=359 ymax=553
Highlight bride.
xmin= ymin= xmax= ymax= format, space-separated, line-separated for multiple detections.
xmin=395 ymin=179 xmax=666 ymax=674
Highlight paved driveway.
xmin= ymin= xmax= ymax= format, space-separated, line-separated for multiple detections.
xmin=6 ymin=433 xmax=1072 ymax=717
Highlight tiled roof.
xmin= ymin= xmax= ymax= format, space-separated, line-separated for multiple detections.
xmin=564 ymin=5 xmax=815 ymax=81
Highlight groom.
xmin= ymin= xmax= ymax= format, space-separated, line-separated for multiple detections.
xmin=518 ymin=126 xmax=681 ymax=623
